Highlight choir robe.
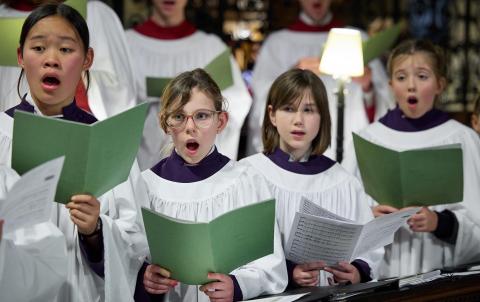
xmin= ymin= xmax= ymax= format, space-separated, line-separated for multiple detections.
xmin=248 ymin=12 xmax=395 ymax=158
xmin=342 ymin=107 xmax=480 ymax=278
xmin=0 ymin=1 xmax=137 ymax=119
xmin=0 ymin=166 xmax=68 ymax=302
xmin=125 ymin=20 xmax=252 ymax=169
xmin=0 ymin=98 xmax=149 ymax=302
xmin=240 ymin=148 xmax=384 ymax=285
xmin=138 ymin=148 xmax=287 ymax=302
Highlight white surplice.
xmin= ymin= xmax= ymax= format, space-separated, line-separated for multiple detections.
xmin=248 ymin=24 xmax=395 ymax=158
xmin=0 ymin=1 xmax=137 ymax=119
xmin=125 ymin=29 xmax=252 ymax=169
xmin=0 ymin=166 xmax=68 ymax=302
xmin=342 ymin=120 xmax=480 ymax=278
xmin=240 ymin=154 xmax=384 ymax=284
xmin=140 ymin=161 xmax=287 ymax=301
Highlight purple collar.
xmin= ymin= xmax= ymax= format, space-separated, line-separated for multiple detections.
xmin=151 ymin=147 xmax=230 ymax=183
xmin=266 ymin=148 xmax=335 ymax=175
xmin=379 ymin=106 xmax=450 ymax=132
xmin=5 ymin=97 xmax=97 ymax=124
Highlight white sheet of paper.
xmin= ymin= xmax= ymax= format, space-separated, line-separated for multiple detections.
xmin=0 ymin=157 xmax=64 ymax=234
xmin=242 ymin=292 xmax=309 ymax=302
xmin=285 ymin=200 xmax=419 ymax=265
xmin=299 ymin=197 xmax=352 ymax=222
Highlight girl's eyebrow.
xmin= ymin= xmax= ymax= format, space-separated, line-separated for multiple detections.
xmin=29 ymin=34 xmax=77 ymax=43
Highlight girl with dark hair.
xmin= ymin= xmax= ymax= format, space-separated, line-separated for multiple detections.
xmin=241 ymin=68 xmax=383 ymax=287
xmin=0 ymin=4 xmax=148 ymax=302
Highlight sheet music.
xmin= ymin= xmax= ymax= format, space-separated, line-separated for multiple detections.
xmin=286 ymin=201 xmax=418 ymax=265
xmin=285 ymin=212 xmax=362 ymax=265
xmin=353 ymin=207 xmax=420 ymax=258
xmin=299 ymin=197 xmax=352 ymax=222
xmin=0 ymin=157 xmax=64 ymax=234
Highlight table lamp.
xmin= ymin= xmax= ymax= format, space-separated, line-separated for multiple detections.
xmin=319 ymin=28 xmax=364 ymax=163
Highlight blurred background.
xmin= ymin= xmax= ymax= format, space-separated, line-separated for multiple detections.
xmin=102 ymin=0 xmax=479 ymax=124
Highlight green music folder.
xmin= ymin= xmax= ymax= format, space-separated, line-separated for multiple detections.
xmin=146 ymin=48 xmax=234 ymax=97
xmin=11 ymin=103 xmax=148 ymax=204
xmin=353 ymin=133 xmax=463 ymax=208
xmin=362 ymin=22 xmax=404 ymax=65
xmin=142 ymin=199 xmax=275 ymax=285
xmin=0 ymin=0 xmax=87 ymax=67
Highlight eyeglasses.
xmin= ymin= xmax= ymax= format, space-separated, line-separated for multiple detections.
xmin=167 ymin=109 xmax=221 ymax=129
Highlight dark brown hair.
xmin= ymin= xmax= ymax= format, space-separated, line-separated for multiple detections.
xmin=159 ymin=68 xmax=226 ymax=132
xmin=262 ymin=68 xmax=331 ymax=155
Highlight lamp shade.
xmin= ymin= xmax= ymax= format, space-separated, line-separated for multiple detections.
xmin=319 ymin=28 xmax=364 ymax=78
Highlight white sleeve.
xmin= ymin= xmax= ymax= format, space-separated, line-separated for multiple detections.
xmin=231 ymin=170 xmax=287 ymax=300
xmin=98 ymin=160 xmax=149 ymax=302
xmin=0 ymin=222 xmax=68 ymax=302
xmin=0 ymin=112 xmax=13 ymax=167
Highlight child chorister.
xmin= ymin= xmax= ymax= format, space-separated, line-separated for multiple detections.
xmin=0 ymin=0 xmax=137 ymax=119
xmin=125 ymin=0 xmax=251 ymax=169
xmin=0 ymin=4 xmax=147 ymax=301
xmin=241 ymin=69 xmax=383 ymax=287
xmin=0 ymin=165 xmax=68 ymax=302
xmin=343 ymin=39 xmax=480 ymax=278
xmin=138 ymin=68 xmax=286 ymax=302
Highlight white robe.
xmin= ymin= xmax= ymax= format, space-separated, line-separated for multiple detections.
xmin=248 ymin=27 xmax=395 ymax=159
xmin=140 ymin=160 xmax=287 ymax=301
xmin=342 ymin=120 xmax=480 ymax=278
xmin=0 ymin=166 xmax=68 ymax=302
xmin=0 ymin=1 xmax=137 ymax=120
xmin=241 ymin=154 xmax=384 ymax=284
xmin=0 ymin=114 xmax=148 ymax=302
xmin=125 ymin=29 xmax=252 ymax=169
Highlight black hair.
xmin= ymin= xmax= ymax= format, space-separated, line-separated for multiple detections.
xmin=17 ymin=3 xmax=91 ymax=98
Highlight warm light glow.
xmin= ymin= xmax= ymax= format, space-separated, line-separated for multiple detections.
xmin=319 ymin=28 xmax=364 ymax=79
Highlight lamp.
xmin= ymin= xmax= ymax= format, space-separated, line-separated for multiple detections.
xmin=319 ymin=28 xmax=364 ymax=163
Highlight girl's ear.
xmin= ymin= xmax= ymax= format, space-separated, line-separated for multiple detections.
xmin=83 ymin=47 xmax=94 ymax=70
xmin=268 ymin=105 xmax=277 ymax=127
xmin=437 ymin=77 xmax=447 ymax=94
xmin=216 ymin=111 xmax=228 ymax=133
xmin=17 ymin=47 xmax=24 ymax=68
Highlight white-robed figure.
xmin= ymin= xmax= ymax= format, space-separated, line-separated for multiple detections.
xmin=0 ymin=5 xmax=148 ymax=301
xmin=248 ymin=0 xmax=395 ymax=158
xmin=241 ymin=69 xmax=383 ymax=287
xmin=125 ymin=0 xmax=251 ymax=170
xmin=343 ymin=39 xmax=480 ymax=278
xmin=138 ymin=69 xmax=286 ymax=302
xmin=0 ymin=166 xmax=68 ymax=302
xmin=0 ymin=0 xmax=136 ymax=120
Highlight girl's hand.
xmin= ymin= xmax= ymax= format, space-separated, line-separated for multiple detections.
xmin=372 ymin=205 xmax=399 ymax=217
xmin=407 ymin=207 xmax=438 ymax=232
xmin=324 ymin=261 xmax=361 ymax=285
xmin=144 ymin=264 xmax=178 ymax=295
xmin=293 ymin=261 xmax=326 ymax=287
xmin=295 ymin=57 xmax=321 ymax=75
xmin=66 ymin=194 xmax=100 ymax=235
xmin=200 ymin=273 xmax=234 ymax=302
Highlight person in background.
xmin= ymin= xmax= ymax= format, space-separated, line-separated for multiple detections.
xmin=248 ymin=0 xmax=394 ymax=160
xmin=471 ymin=94 xmax=480 ymax=135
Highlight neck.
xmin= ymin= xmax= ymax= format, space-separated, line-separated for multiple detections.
xmin=280 ymin=145 xmax=311 ymax=162
xmin=151 ymin=10 xmax=185 ymax=27
xmin=32 ymin=97 xmax=72 ymax=116
xmin=300 ymin=11 xmax=332 ymax=26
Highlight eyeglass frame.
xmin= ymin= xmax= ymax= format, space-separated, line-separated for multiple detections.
xmin=166 ymin=109 xmax=223 ymax=130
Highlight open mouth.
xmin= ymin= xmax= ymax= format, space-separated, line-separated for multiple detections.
xmin=42 ymin=75 xmax=61 ymax=88
xmin=291 ymin=131 xmax=306 ymax=138
xmin=407 ymin=96 xmax=418 ymax=105
xmin=186 ymin=141 xmax=199 ymax=151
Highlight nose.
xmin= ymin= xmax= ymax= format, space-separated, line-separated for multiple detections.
xmin=407 ymin=76 xmax=415 ymax=92
xmin=43 ymin=49 xmax=60 ymax=68
xmin=184 ymin=115 xmax=196 ymax=133
xmin=293 ymin=110 xmax=304 ymax=125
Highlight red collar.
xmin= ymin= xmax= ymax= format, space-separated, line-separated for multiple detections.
xmin=134 ymin=19 xmax=197 ymax=40
xmin=287 ymin=18 xmax=344 ymax=32
xmin=10 ymin=1 xmax=35 ymax=12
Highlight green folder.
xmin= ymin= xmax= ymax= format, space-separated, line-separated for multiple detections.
xmin=11 ymin=103 xmax=148 ymax=204
xmin=0 ymin=0 xmax=87 ymax=67
xmin=142 ymin=199 xmax=275 ymax=285
xmin=362 ymin=22 xmax=404 ymax=65
xmin=353 ymin=133 xmax=463 ymax=208
xmin=146 ymin=48 xmax=234 ymax=97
